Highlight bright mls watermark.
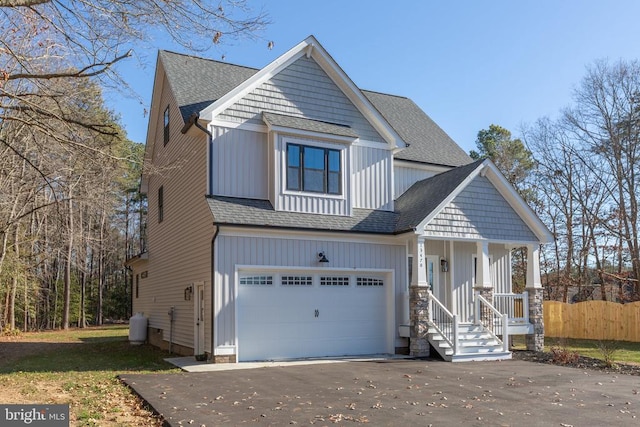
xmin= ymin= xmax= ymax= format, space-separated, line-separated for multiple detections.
xmin=0 ymin=405 xmax=69 ymax=426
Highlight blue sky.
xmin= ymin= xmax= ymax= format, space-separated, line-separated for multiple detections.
xmin=110 ymin=0 xmax=640 ymax=154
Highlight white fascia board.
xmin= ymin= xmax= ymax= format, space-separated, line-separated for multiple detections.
xmin=141 ymin=54 xmax=166 ymax=188
xmin=415 ymin=162 xmax=487 ymax=233
xmin=482 ymin=162 xmax=554 ymax=244
xmin=199 ymin=38 xmax=311 ymax=120
xmin=393 ymin=159 xmax=453 ymax=174
xmin=210 ymin=118 xmax=268 ymax=133
xmin=265 ymin=122 xmax=357 ymax=144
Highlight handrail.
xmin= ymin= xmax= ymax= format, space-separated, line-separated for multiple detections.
xmin=427 ymin=291 xmax=458 ymax=355
xmin=493 ymin=292 xmax=529 ymax=324
xmin=474 ymin=293 xmax=509 ymax=352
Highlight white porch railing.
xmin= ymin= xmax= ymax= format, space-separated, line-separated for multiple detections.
xmin=493 ymin=292 xmax=529 ymax=324
xmin=427 ymin=291 xmax=459 ymax=355
xmin=474 ymin=292 xmax=509 ymax=352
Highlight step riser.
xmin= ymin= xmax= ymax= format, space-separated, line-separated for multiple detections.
xmin=427 ymin=323 xmax=511 ymax=362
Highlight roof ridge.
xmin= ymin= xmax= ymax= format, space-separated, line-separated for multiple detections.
xmin=159 ymin=49 xmax=259 ymax=72
xmin=361 ymin=89 xmax=409 ymax=100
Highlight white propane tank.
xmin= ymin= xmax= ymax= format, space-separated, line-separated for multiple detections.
xmin=128 ymin=312 xmax=148 ymax=345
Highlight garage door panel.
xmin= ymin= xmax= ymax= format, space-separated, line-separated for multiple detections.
xmin=238 ymin=271 xmax=390 ymax=362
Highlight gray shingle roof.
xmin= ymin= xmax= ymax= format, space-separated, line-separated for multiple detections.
xmin=206 ymin=196 xmax=399 ymax=234
xmin=394 ymin=159 xmax=485 ymax=233
xmin=362 ymin=90 xmax=472 ymax=167
xmin=262 ymin=112 xmax=358 ymax=138
xmin=159 ymin=50 xmax=257 ymax=121
xmin=158 ymin=50 xmax=471 ymax=167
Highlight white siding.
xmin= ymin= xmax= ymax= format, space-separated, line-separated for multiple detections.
xmin=451 ymin=242 xmax=476 ymax=322
xmin=425 ymin=176 xmax=539 ymax=242
xmin=218 ymin=56 xmax=385 ymax=143
xmin=352 ymin=145 xmax=393 ymax=210
xmin=394 ymin=166 xmax=437 ymax=198
xmin=490 ymin=244 xmax=512 ymax=294
xmin=210 ymin=126 xmax=269 ymax=199
xmin=141 ymin=73 xmax=215 ymax=352
xmin=213 ymin=233 xmax=407 ymax=354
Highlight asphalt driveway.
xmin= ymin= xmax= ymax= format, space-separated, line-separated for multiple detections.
xmin=120 ymin=358 xmax=640 ymax=426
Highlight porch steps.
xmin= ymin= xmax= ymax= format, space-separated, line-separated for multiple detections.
xmin=428 ymin=323 xmax=512 ymax=362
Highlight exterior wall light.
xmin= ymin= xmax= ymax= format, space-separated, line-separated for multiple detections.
xmin=318 ymin=252 xmax=329 ymax=263
xmin=440 ymin=258 xmax=449 ymax=272
xmin=184 ymin=285 xmax=193 ymax=301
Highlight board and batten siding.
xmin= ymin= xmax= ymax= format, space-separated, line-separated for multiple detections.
xmin=141 ymin=73 xmax=214 ymax=352
xmin=352 ymin=145 xmax=393 ymax=210
xmin=210 ymin=126 xmax=269 ymax=199
xmin=394 ymin=165 xmax=438 ymax=199
xmin=218 ymin=56 xmax=385 ymax=143
xmin=425 ymin=176 xmax=538 ymax=242
xmin=438 ymin=241 xmax=513 ymax=322
xmin=213 ymin=234 xmax=407 ymax=354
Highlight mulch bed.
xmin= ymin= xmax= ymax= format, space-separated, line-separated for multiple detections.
xmin=512 ymin=349 xmax=640 ymax=376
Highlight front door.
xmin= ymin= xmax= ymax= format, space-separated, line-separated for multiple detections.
xmin=194 ymin=282 xmax=205 ymax=355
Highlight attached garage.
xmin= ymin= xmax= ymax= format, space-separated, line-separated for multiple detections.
xmin=237 ymin=269 xmax=394 ymax=362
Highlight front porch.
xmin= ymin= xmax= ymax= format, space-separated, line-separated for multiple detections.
xmin=403 ymin=237 xmax=545 ymax=362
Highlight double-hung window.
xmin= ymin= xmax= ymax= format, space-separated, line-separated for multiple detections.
xmin=287 ymin=143 xmax=341 ymax=194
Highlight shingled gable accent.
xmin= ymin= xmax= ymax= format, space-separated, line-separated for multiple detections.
xmin=395 ymin=159 xmax=553 ymax=243
xmin=197 ymin=35 xmax=405 ymax=150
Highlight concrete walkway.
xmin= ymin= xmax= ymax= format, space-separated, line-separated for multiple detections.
xmin=164 ymin=354 xmax=410 ymax=372
xmin=121 ymin=358 xmax=640 ymax=426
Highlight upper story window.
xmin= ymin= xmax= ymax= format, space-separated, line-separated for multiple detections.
xmin=287 ymin=143 xmax=341 ymax=195
xmin=158 ymin=185 xmax=164 ymax=222
xmin=163 ymin=106 xmax=170 ymax=146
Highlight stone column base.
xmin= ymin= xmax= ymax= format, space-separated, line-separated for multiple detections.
xmin=526 ymin=288 xmax=544 ymax=352
xmin=409 ymin=286 xmax=430 ymax=358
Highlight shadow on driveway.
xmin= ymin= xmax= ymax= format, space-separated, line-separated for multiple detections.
xmin=120 ymin=358 xmax=640 ymax=426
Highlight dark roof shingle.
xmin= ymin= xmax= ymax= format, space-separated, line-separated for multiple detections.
xmin=158 ymin=50 xmax=471 ymax=167
xmin=207 ymin=196 xmax=399 ymax=234
xmin=394 ymin=159 xmax=484 ymax=232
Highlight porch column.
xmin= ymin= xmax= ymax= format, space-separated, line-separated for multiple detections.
xmin=474 ymin=241 xmax=493 ymax=303
xmin=410 ymin=236 xmax=430 ymax=358
xmin=525 ymin=244 xmax=544 ymax=351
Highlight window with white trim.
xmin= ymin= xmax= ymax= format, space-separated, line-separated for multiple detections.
xmin=287 ymin=143 xmax=341 ymax=194
xmin=281 ymin=275 xmax=313 ymax=286
xmin=320 ymin=276 xmax=350 ymax=286
xmin=356 ymin=277 xmax=384 ymax=287
xmin=240 ymin=276 xmax=273 ymax=286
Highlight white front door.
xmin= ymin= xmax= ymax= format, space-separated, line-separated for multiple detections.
xmin=237 ymin=271 xmax=391 ymax=362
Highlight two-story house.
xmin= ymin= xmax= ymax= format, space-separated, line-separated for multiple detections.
xmin=128 ymin=36 xmax=552 ymax=363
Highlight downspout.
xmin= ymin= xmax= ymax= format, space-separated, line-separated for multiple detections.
xmin=186 ymin=113 xmax=218 ymax=358
xmin=210 ymin=225 xmax=219 ymax=360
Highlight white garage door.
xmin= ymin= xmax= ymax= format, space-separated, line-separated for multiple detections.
xmin=238 ymin=271 xmax=390 ymax=362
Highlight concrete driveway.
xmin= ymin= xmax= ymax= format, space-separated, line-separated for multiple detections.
xmin=120 ymin=358 xmax=640 ymax=426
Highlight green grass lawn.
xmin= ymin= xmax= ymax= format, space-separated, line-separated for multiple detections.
xmin=512 ymin=335 xmax=640 ymax=365
xmin=0 ymin=325 xmax=180 ymax=426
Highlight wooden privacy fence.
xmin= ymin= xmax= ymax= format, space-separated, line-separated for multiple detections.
xmin=544 ymin=300 xmax=640 ymax=342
